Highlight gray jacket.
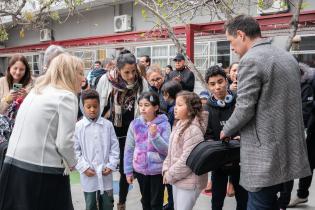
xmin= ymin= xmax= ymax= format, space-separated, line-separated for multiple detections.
xmin=223 ymin=39 xmax=311 ymax=192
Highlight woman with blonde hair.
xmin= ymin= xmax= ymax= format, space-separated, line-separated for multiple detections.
xmin=0 ymin=53 xmax=85 ymax=210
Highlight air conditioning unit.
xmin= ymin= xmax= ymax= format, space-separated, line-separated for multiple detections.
xmin=257 ymin=0 xmax=289 ymax=15
xmin=40 ymin=29 xmax=52 ymax=42
xmin=114 ymin=15 xmax=132 ymax=33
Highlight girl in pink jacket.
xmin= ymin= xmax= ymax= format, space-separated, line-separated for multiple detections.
xmin=163 ymin=91 xmax=208 ymax=210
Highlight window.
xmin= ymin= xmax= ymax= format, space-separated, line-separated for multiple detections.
xmin=73 ymin=50 xmax=96 ymax=72
xmin=136 ymin=45 xmax=176 ymax=69
xmin=291 ymin=35 xmax=315 ymax=67
xmin=194 ymin=41 xmax=231 ymax=75
xmin=26 ymin=54 xmax=40 ymax=76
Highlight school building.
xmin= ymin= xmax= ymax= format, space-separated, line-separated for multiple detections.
xmin=0 ymin=0 xmax=314 ymax=76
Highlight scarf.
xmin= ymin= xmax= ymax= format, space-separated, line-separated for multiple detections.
xmin=107 ymin=68 xmax=140 ymax=127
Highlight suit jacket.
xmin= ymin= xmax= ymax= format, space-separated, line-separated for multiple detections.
xmin=222 ymin=38 xmax=311 ymax=192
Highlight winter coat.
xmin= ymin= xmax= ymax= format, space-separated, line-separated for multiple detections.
xmin=124 ymin=114 xmax=171 ymax=177
xmin=149 ymin=85 xmax=167 ymax=114
xmin=167 ymin=66 xmax=195 ymax=92
xmin=162 ymin=112 xmax=208 ymax=190
xmin=301 ymin=63 xmax=315 ymax=169
xmin=300 ymin=63 xmax=314 ymax=128
xmin=204 ymin=94 xmax=237 ymax=141
xmin=96 ymin=74 xmax=149 ymax=119
xmin=222 ymin=38 xmax=311 ymax=192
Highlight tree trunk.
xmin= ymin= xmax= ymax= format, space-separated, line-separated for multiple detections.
xmin=285 ymin=0 xmax=303 ymax=51
xmin=137 ymin=0 xmax=208 ymax=90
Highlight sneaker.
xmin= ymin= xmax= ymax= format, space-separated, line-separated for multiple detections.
xmin=288 ymin=196 xmax=308 ymax=207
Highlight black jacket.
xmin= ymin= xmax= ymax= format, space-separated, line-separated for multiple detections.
xmin=204 ymin=95 xmax=237 ymax=141
xmin=167 ymin=66 xmax=195 ymax=92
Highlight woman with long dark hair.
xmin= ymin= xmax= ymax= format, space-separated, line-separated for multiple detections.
xmin=96 ymin=50 xmax=149 ymax=210
xmin=0 ymin=54 xmax=33 ymax=114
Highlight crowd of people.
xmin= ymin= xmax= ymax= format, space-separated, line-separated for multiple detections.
xmin=0 ymin=14 xmax=314 ymax=210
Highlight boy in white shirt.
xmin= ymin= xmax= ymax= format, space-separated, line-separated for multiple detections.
xmin=74 ymin=89 xmax=120 ymax=210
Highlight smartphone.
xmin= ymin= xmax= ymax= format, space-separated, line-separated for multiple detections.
xmin=13 ymin=83 xmax=22 ymax=92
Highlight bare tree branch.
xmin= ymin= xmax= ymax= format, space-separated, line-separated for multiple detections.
xmin=286 ymin=0 xmax=303 ymax=51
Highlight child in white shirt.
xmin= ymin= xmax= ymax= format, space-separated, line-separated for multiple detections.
xmin=74 ymin=89 xmax=119 ymax=210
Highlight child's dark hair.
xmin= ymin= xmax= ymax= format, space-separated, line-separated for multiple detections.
xmin=205 ymin=65 xmax=227 ymax=83
xmin=176 ymin=91 xmax=204 ymax=135
xmin=138 ymin=91 xmax=160 ymax=115
xmin=81 ymin=89 xmax=100 ymax=105
xmin=138 ymin=91 xmax=160 ymax=106
xmin=161 ymin=81 xmax=182 ymax=99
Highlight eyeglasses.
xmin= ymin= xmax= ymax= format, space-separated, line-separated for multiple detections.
xmin=149 ymin=77 xmax=163 ymax=83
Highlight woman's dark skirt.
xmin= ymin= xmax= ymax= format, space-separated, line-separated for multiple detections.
xmin=0 ymin=163 xmax=74 ymax=210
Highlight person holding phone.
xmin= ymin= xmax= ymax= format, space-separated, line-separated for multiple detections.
xmin=0 ymin=54 xmax=33 ymax=114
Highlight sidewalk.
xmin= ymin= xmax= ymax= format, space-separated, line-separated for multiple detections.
xmin=71 ymin=172 xmax=315 ymax=210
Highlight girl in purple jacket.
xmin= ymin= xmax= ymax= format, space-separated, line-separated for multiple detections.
xmin=124 ymin=91 xmax=171 ymax=210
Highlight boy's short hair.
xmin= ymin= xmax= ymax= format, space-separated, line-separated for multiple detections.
xmin=205 ymin=65 xmax=227 ymax=83
xmin=81 ymin=89 xmax=100 ymax=105
xmin=94 ymin=60 xmax=101 ymax=65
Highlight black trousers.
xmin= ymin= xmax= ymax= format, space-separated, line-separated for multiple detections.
xmin=278 ymin=180 xmax=294 ymax=209
xmin=297 ymin=172 xmax=314 ymax=198
xmin=118 ymin=137 xmax=129 ymax=204
xmin=211 ymin=168 xmax=248 ymax=210
xmin=135 ymin=172 xmax=164 ymax=210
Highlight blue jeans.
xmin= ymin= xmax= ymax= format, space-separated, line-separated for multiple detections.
xmin=247 ymin=184 xmax=282 ymax=210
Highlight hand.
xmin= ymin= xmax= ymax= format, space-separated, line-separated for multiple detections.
xmin=233 ymin=136 xmax=240 ymax=141
xmin=9 ymin=91 xmax=19 ymax=102
xmin=230 ymin=82 xmax=237 ymax=92
xmin=126 ymin=175 xmax=134 ymax=184
xmin=17 ymin=88 xmax=27 ymax=99
xmin=172 ymin=76 xmax=181 ymax=82
xmin=149 ymin=124 xmax=158 ymax=136
xmin=163 ymin=172 xmax=169 ymax=184
xmin=220 ymin=131 xmax=230 ymax=141
xmin=84 ymin=168 xmax=96 ymax=177
xmin=102 ymin=168 xmax=112 ymax=176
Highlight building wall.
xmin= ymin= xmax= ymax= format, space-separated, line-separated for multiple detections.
xmin=4 ymin=0 xmax=315 ymax=48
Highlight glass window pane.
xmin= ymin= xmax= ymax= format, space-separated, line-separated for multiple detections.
xmin=209 ymin=56 xmax=217 ymax=66
xmin=209 ymin=42 xmax=216 ymax=55
xmin=296 ymin=53 xmax=315 ymax=67
xmin=170 ymin=45 xmax=177 ymax=57
xmin=34 ymin=62 xmax=39 ymax=71
xmin=195 ymin=43 xmax=208 ymax=56
xmin=151 ymin=58 xmax=168 ymax=68
xmin=152 ymin=46 xmax=168 ymax=57
xmin=194 ymin=57 xmax=208 ymax=71
xmin=136 ymin=47 xmax=151 ymax=58
xmin=33 ymin=55 xmax=39 ymax=63
xmin=74 ymin=52 xmax=83 ymax=58
xmin=106 ymin=48 xmax=117 ymax=59
xmin=300 ymin=36 xmax=315 ymax=51
xmin=217 ymin=55 xmax=230 ymax=69
xmin=217 ymin=41 xmax=230 ymax=55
